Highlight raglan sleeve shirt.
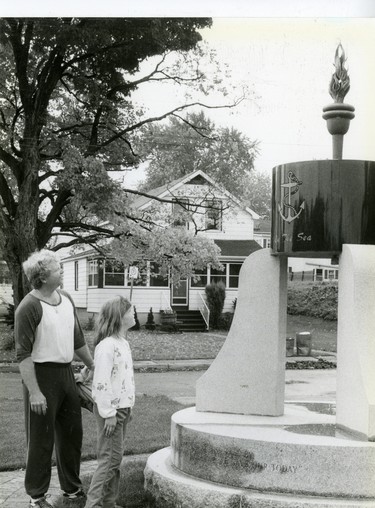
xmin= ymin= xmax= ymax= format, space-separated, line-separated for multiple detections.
xmin=15 ymin=290 xmax=86 ymax=363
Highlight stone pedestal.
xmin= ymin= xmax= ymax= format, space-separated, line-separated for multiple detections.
xmin=145 ymin=405 xmax=375 ymax=507
xmin=336 ymin=244 xmax=375 ymax=441
xmin=196 ymin=249 xmax=287 ymax=416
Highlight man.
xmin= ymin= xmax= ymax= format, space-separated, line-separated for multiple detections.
xmin=15 ymin=249 xmax=94 ymax=508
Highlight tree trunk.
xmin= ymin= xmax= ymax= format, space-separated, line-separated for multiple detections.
xmin=3 ymin=146 xmax=41 ymax=307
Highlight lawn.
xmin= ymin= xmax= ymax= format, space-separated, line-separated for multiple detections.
xmin=0 ymin=391 xmax=188 ymax=471
xmin=0 ymin=314 xmax=337 ymax=364
xmin=0 ymin=314 xmax=337 ymax=472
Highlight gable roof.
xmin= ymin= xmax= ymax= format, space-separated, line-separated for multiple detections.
xmin=132 ymin=169 xmax=260 ymax=219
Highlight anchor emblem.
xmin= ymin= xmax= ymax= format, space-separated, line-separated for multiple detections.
xmin=278 ymin=171 xmax=305 ymax=223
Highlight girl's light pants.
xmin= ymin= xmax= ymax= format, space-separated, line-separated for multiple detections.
xmin=85 ymin=406 xmax=131 ymax=508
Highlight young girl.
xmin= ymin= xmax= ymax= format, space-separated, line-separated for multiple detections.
xmin=84 ymin=296 xmax=135 ymax=508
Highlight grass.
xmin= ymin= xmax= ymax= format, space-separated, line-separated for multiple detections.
xmin=0 ymin=313 xmax=337 ymax=364
xmin=0 ymin=393 xmax=187 ymax=471
xmin=0 ymin=315 xmax=337 ymax=472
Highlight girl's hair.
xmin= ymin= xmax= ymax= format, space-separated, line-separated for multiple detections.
xmin=22 ymin=249 xmax=60 ymax=289
xmin=95 ymin=296 xmax=132 ymax=345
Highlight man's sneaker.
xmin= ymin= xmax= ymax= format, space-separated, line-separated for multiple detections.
xmin=62 ymin=489 xmax=86 ymax=500
xmin=29 ymin=495 xmax=53 ymax=508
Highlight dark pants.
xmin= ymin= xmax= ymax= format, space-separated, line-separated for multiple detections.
xmin=23 ymin=362 xmax=83 ymax=498
xmin=85 ymin=406 xmax=131 ymax=508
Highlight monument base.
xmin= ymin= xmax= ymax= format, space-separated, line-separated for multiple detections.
xmin=144 ymin=404 xmax=375 ymax=508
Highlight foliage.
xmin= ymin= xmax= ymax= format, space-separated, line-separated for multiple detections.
xmin=218 ymin=311 xmax=234 ymax=331
xmin=138 ymin=111 xmax=272 ymax=215
xmin=145 ymin=307 xmax=156 ymax=331
xmin=205 ymin=281 xmax=226 ymax=329
xmin=110 ymin=227 xmax=223 ymax=284
xmin=0 ymin=319 xmax=14 ymax=350
xmin=139 ymin=111 xmax=258 ymax=192
xmin=0 ymin=18 xmax=244 ymax=305
xmin=287 ymin=283 xmax=338 ymax=321
xmin=82 ymin=313 xmax=96 ymax=331
xmin=4 ymin=302 xmax=15 ymax=330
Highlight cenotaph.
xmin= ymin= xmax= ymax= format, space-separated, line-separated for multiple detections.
xmin=144 ymin=45 xmax=375 ymax=508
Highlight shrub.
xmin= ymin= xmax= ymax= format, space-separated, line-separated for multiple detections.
xmin=287 ymin=283 xmax=338 ymax=320
xmin=83 ymin=313 xmax=96 ymax=331
xmin=205 ymin=281 xmax=226 ymax=329
xmin=218 ymin=312 xmax=234 ymax=331
xmin=4 ymin=303 xmax=15 ymax=329
xmin=130 ymin=306 xmax=140 ymax=331
xmin=145 ymin=307 xmax=156 ymax=331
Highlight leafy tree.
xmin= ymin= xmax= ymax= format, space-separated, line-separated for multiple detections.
xmin=246 ymin=170 xmax=272 ymax=218
xmin=0 ymin=18 xmax=239 ymax=306
xmin=138 ymin=111 xmax=259 ymax=198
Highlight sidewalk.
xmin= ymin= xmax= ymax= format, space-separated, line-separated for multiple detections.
xmin=0 ymin=349 xmax=336 ymax=374
xmin=0 ymin=351 xmax=337 ymax=507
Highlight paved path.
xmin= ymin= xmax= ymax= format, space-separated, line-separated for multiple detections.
xmin=0 ymin=355 xmax=336 ymax=507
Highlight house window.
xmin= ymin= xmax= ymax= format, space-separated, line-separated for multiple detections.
xmin=172 ymin=198 xmax=190 ymax=228
xmin=191 ymin=268 xmax=208 ymax=287
xmin=74 ymin=261 xmax=79 ymax=291
xmin=210 ymin=265 xmax=227 ymax=285
xmin=228 ymin=263 xmax=241 ymax=288
xmin=88 ymin=260 xmax=99 ymax=287
xmin=104 ymin=260 xmax=125 ymax=286
xmin=150 ymin=263 xmax=169 ymax=287
xmin=205 ymin=200 xmax=222 ymax=230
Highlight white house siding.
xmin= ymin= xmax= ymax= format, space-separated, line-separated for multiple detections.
xmin=63 ymin=259 xmax=87 ymax=308
xmin=141 ymin=185 xmax=254 ymax=240
xmin=86 ymin=287 xmax=171 ymax=315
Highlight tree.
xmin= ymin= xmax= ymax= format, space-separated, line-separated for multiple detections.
xmin=138 ymin=111 xmax=260 ymax=198
xmin=0 ymin=18 xmax=240 ymax=306
xmin=138 ymin=110 xmax=271 ymax=216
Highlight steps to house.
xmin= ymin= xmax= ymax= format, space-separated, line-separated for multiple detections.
xmin=173 ymin=309 xmax=207 ymax=332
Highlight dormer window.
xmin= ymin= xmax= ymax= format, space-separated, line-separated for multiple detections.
xmin=172 ymin=198 xmax=190 ymax=228
xmin=205 ymin=199 xmax=222 ymax=230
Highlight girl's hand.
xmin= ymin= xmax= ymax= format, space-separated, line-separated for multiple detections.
xmin=104 ymin=416 xmax=117 ymax=437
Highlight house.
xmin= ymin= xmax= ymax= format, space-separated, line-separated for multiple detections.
xmin=61 ymin=170 xmax=262 ymax=330
xmin=253 ymin=219 xmax=339 ymax=282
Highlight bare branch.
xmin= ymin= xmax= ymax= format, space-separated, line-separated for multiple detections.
xmin=98 ymin=98 xmax=243 ymax=151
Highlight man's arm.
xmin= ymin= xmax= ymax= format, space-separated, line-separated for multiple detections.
xmin=19 ymin=357 xmax=47 ymax=415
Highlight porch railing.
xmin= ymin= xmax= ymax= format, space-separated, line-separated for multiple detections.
xmin=160 ymin=291 xmax=171 ymax=311
xmin=198 ymin=292 xmax=210 ymax=331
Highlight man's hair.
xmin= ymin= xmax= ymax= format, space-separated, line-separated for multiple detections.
xmin=23 ymin=250 xmax=60 ymax=289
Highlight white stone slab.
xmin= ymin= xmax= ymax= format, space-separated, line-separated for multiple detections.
xmin=145 ymin=447 xmax=375 ymax=508
xmin=170 ymin=406 xmax=375 ymax=499
xmin=196 ymin=249 xmax=287 ymax=416
xmin=336 ymin=245 xmax=375 ymax=441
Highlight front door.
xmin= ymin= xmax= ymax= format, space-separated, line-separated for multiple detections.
xmin=171 ymin=279 xmax=189 ymax=307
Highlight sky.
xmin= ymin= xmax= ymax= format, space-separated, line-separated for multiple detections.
xmin=121 ymin=16 xmax=375 ymax=189
xmin=2 ymin=1 xmax=375 ymax=189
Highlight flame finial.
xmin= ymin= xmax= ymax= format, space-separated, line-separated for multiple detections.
xmin=329 ymin=43 xmax=350 ymax=103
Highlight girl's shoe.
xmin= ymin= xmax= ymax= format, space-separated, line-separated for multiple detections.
xmin=62 ymin=489 xmax=86 ymax=500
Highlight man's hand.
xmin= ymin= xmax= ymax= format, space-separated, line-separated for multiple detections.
xmin=29 ymin=391 xmax=48 ymax=415
xmin=104 ymin=416 xmax=117 ymax=437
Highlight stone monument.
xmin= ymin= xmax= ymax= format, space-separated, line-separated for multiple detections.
xmin=144 ymin=45 xmax=375 ymax=507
